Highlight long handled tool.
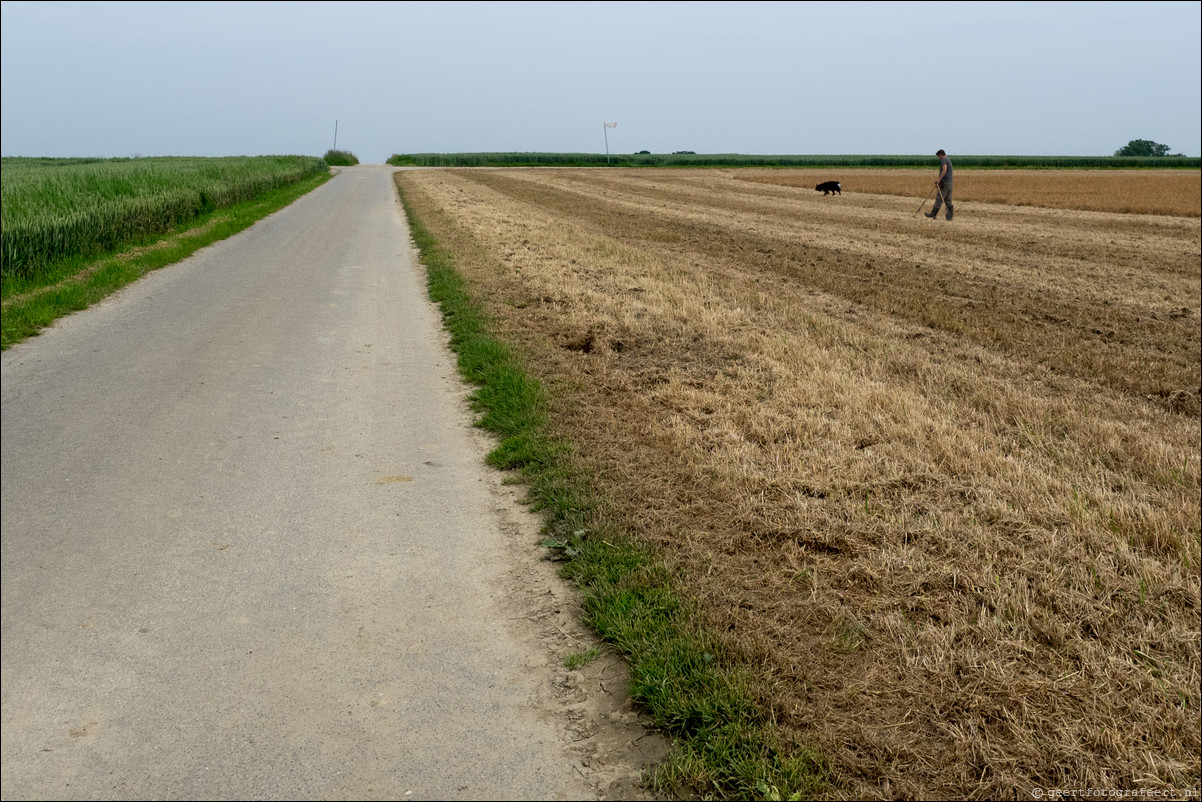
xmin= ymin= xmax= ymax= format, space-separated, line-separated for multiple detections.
xmin=936 ymin=185 xmax=951 ymax=219
xmin=913 ymin=185 xmax=937 ymax=217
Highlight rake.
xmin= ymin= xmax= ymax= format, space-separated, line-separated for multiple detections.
xmin=913 ymin=185 xmax=937 ymax=217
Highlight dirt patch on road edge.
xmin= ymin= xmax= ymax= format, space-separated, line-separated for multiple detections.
xmin=413 ymin=222 xmax=671 ymax=799
xmin=482 ymin=467 xmax=670 ymax=800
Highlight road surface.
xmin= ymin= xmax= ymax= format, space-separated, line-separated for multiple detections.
xmin=1 ymin=165 xmax=659 ymax=800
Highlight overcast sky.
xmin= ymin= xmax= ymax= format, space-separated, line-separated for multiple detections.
xmin=2 ymin=0 xmax=1199 ymax=163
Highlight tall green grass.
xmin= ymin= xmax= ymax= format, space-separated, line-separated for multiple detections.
xmin=1 ymin=169 xmax=330 ymax=348
xmin=322 ymin=149 xmax=360 ymax=166
xmin=1 ymin=155 xmax=328 ymax=280
xmin=388 ymin=152 xmax=1201 ymax=169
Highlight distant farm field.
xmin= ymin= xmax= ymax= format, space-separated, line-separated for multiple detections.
xmin=732 ymin=168 xmax=1201 ymax=216
xmin=395 ymin=168 xmax=1201 ymax=798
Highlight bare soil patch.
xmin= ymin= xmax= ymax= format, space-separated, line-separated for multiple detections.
xmin=396 ymin=168 xmax=1200 ymax=799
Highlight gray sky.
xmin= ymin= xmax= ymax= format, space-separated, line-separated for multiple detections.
xmin=2 ymin=0 xmax=1199 ymax=163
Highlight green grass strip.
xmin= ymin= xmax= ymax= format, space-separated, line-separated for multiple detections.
xmin=396 ymin=178 xmax=832 ymax=801
xmin=1 ymin=172 xmax=330 ymax=349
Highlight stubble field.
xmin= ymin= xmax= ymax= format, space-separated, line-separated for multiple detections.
xmin=394 ymin=167 xmax=1200 ymax=799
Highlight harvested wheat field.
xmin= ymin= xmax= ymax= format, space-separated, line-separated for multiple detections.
xmin=731 ymin=168 xmax=1201 ymax=217
xmin=395 ymin=168 xmax=1201 ymax=800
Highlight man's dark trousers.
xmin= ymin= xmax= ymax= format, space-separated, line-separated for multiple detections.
xmin=931 ymin=181 xmax=954 ymax=220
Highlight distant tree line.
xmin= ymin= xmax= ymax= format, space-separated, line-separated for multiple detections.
xmin=387 ymin=152 xmax=1200 ymax=169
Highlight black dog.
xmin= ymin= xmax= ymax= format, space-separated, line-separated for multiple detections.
xmin=815 ymin=180 xmax=841 ymax=196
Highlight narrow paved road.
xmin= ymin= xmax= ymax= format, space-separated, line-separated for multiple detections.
xmin=1 ymin=166 xmax=609 ymax=800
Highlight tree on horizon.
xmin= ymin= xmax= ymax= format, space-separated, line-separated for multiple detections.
xmin=1114 ymin=139 xmax=1182 ymax=157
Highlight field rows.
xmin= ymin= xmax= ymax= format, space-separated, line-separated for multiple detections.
xmin=395 ymin=168 xmax=1201 ymax=799
xmin=733 ymin=168 xmax=1200 ymax=216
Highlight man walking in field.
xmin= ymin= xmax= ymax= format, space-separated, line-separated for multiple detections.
xmin=925 ymin=149 xmax=953 ymax=220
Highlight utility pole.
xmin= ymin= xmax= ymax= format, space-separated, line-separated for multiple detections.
xmin=333 ymin=120 xmax=338 ymax=152
xmin=603 ymin=122 xmax=617 ymax=165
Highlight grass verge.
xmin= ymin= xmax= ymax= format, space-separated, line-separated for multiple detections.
xmin=1 ymin=172 xmax=331 ymax=349
xmin=397 ymin=178 xmax=831 ymax=801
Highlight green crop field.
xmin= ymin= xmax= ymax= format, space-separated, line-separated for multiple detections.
xmin=1 ymin=155 xmax=328 ymax=280
xmin=387 ymin=151 xmax=1202 ymax=169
